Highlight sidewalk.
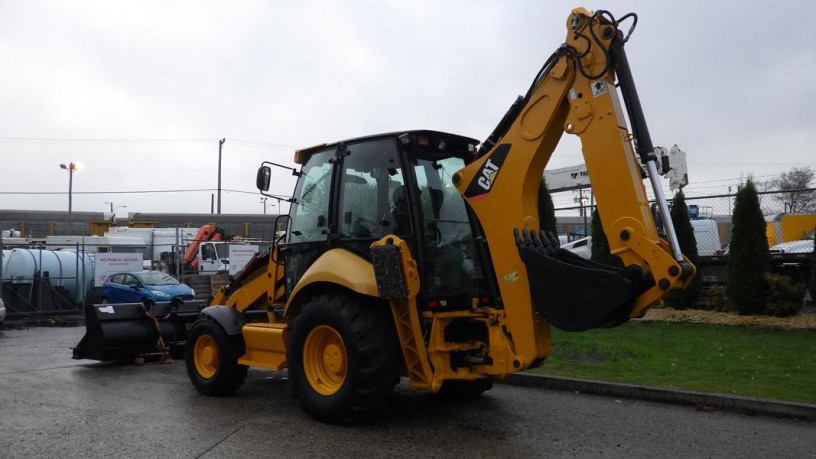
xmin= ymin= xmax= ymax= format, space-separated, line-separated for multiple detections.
xmin=502 ymin=372 xmax=816 ymax=422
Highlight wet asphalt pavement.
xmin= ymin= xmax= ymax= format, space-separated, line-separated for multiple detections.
xmin=1 ymin=325 xmax=814 ymax=458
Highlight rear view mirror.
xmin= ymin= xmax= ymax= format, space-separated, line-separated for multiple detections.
xmin=256 ymin=166 xmax=272 ymax=191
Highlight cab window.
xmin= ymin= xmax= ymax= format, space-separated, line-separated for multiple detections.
xmin=413 ymin=156 xmax=477 ymax=295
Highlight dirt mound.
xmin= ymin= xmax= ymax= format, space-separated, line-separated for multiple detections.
xmin=637 ymin=308 xmax=816 ymax=330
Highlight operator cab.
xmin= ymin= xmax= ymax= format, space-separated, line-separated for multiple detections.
xmin=258 ymin=130 xmax=492 ymax=311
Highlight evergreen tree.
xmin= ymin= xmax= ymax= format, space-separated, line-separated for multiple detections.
xmin=809 ymin=229 xmax=816 ymax=304
xmin=537 ymin=179 xmax=557 ymax=237
xmin=726 ymin=179 xmax=770 ymax=314
xmin=590 ymin=209 xmax=623 ymax=268
xmin=664 ymin=191 xmax=702 ymax=309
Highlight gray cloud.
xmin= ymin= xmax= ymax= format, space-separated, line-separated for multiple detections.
xmin=1 ymin=0 xmax=813 ymax=215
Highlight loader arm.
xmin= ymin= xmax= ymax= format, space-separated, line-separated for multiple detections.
xmin=454 ymin=8 xmax=695 ymax=357
xmin=210 ymin=247 xmax=286 ymax=312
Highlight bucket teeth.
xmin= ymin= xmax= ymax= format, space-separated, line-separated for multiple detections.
xmin=514 ymin=228 xmax=561 ymax=256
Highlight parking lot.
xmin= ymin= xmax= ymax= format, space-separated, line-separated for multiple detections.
xmin=1 ymin=325 xmax=814 ymax=458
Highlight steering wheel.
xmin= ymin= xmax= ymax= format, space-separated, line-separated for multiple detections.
xmin=352 ymin=217 xmax=378 ymax=237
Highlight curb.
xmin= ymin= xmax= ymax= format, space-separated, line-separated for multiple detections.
xmin=501 ymin=373 xmax=816 ymax=422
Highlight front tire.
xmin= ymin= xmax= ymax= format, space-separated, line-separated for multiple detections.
xmin=185 ymin=316 xmax=248 ymax=395
xmin=287 ymin=291 xmax=398 ymax=424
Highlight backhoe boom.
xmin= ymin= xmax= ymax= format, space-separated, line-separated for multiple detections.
xmin=453 ymin=8 xmax=694 ymax=356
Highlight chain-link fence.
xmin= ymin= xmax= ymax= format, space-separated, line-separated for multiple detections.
xmin=552 ymin=188 xmax=816 ymax=251
xmin=0 ymin=228 xmax=283 ymax=319
xmin=552 ymin=188 xmax=815 ymax=290
xmin=2 ymin=189 xmax=813 ymax=318
xmin=0 ymin=241 xmax=93 ymax=318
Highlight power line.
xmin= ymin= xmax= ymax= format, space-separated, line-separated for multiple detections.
xmin=0 ymin=136 xmax=301 ymax=150
xmin=0 ymin=188 xmax=292 ymax=199
xmin=228 ymin=138 xmax=299 ymax=150
xmin=0 ymin=189 xmax=218 ymax=195
xmin=688 ymin=161 xmax=816 ymax=167
xmin=0 ymin=136 xmax=217 ymax=145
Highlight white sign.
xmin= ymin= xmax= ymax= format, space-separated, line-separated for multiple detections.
xmin=544 ymin=163 xmax=591 ymax=192
xmin=94 ymin=253 xmax=144 ymax=286
xmin=228 ymin=245 xmax=260 ymax=275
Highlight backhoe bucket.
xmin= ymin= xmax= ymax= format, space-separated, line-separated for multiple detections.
xmin=72 ymin=299 xmax=206 ymax=362
xmin=515 ymin=230 xmax=642 ymax=332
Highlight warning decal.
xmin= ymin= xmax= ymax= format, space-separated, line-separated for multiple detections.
xmin=591 ymin=80 xmax=608 ymax=97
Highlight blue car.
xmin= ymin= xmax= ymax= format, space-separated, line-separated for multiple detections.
xmin=101 ymin=271 xmax=195 ymax=304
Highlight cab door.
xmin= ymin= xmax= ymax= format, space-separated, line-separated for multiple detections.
xmin=334 ymin=138 xmax=411 ymax=258
xmin=282 ymin=137 xmax=412 ymax=295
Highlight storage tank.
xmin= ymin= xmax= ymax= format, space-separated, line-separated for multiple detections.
xmin=1 ymin=248 xmax=94 ymax=303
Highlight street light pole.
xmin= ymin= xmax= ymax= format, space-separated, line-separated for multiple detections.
xmin=60 ymin=162 xmax=77 ymax=234
xmin=217 ymin=138 xmax=225 ymax=214
xmin=60 ymin=162 xmax=75 ymax=214
xmin=105 ymin=202 xmax=127 ymax=218
xmin=260 ymin=197 xmax=268 ymax=214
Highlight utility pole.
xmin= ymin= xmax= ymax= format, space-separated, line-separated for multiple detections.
xmin=217 ymin=138 xmax=225 ymax=214
xmin=577 ymin=188 xmax=588 ymax=236
xmin=728 ymin=186 xmax=733 ymax=215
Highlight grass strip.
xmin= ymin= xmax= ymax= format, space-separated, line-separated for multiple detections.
xmin=529 ymin=321 xmax=816 ymax=404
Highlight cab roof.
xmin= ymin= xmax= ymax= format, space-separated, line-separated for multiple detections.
xmin=294 ymin=130 xmax=480 ymax=165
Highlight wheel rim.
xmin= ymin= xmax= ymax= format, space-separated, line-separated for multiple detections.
xmin=194 ymin=334 xmax=218 ymax=379
xmin=303 ymin=325 xmax=347 ymax=395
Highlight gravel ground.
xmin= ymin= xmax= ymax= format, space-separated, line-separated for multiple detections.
xmin=637 ymin=307 xmax=816 ymax=330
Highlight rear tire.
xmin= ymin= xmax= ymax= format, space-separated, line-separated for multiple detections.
xmin=287 ymin=291 xmax=398 ymax=424
xmin=185 ymin=317 xmax=248 ymax=395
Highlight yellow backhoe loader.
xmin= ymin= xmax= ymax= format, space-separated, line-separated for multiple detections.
xmin=185 ymin=7 xmax=695 ymax=423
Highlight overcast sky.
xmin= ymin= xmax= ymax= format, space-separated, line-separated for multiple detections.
xmin=1 ymin=0 xmax=814 ymax=218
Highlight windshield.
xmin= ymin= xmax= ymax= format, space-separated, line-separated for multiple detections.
xmin=288 ymin=148 xmax=335 ymax=244
xmin=137 ymin=272 xmax=179 ymax=286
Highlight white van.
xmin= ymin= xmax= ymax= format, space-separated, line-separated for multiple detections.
xmin=690 ymin=219 xmax=722 ymax=256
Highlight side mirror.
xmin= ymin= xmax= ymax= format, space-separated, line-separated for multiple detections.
xmin=256 ymin=166 xmax=272 ymax=191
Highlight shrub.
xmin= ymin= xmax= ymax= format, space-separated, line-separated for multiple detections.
xmin=726 ymin=179 xmax=770 ymax=314
xmin=765 ymin=274 xmax=805 ymax=317
xmin=537 ymin=180 xmax=557 ymax=237
xmin=590 ymin=209 xmax=623 ymax=268
xmin=664 ymin=191 xmax=702 ymax=309
xmin=699 ymin=284 xmax=729 ymax=311
xmin=809 ymin=232 xmax=816 ymax=302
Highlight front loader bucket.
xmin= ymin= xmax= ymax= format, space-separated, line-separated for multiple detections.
xmin=72 ymin=299 xmax=206 ymax=362
xmin=515 ymin=229 xmax=643 ymax=332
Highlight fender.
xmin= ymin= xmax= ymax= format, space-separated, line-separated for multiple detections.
xmin=285 ymin=248 xmax=379 ymax=315
xmin=200 ymin=305 xmax=244 ymax=336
